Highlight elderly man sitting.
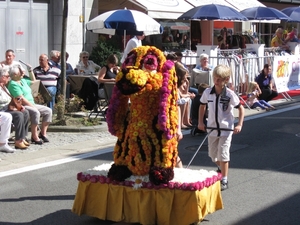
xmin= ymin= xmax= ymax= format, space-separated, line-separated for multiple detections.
xmin=33 ymin=54 xmax=61 ymax=111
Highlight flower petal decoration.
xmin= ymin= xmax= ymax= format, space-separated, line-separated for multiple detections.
xmin=107 ymin=46 xmax=179 ymax=183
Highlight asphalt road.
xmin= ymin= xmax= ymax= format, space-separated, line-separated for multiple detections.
xmin=0 ymin=106 xmax=300 ymax=225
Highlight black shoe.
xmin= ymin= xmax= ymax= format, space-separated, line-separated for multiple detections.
xmin=197 ymin=129 xmax=207 ymax=134
xmin=216 ymin=168 xmax=221 ymax=173
xmin=39 ymin=133 xmax=49 ymax=142
xmin=31 ymin=138 xmax=43 ymax=145
xmin=221 ymin=180 xmax=228 ymax=191
xmin=190 ymin=127 xmax=197 ymax=136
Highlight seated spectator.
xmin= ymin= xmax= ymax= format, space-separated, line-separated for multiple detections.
xmin=195 ymin=53 xmax=213 ymax=71
xmin=285 ymin=27 xmax=299 ymax=43
xmin=66 ymin=52 xmax=75 ymax=78
xmin=0 ymin=66 xmax=30 ymax=150
xmin=271 ymin=28 xmax=289 ymax=50
xmin=8 ymin=65 xmax=52 ymax=145
xmin=0 ymin=112 xmax=14 ymax=153
xmin=166 ymin=53 xmax=178 ymax=62
xmin=175 ymin=52 xmax=186 ymax=67
xmin=75 ymin=51 xmax=101 ymax=75
xmin=190 ymin=83 xmax=210 ymax=136
xmin=48 ymin=50 xmax=62 ymax=101
xmin=65 ymin=52 xmax=74 ymax=98
xmin=1 ymin=49 xmax=26 ymax=72
xmin=78 ymin=76 xmax=99 ymax=111
xmin=175 ymin=52 xmax=198 ymax=95
xmin=33 ymin=54 xmax=61 ymax=111
xmin=48 ymin=50 xmax=61 ymax=69
xmin=246 ymin=81 xmax=276 ymax=111
xmin=174 ymin=62 xmax=187 ymax=168
xmin=97 ymin=54 xmax=118 ymax=98
xmin=178 ymin=77 xmax=195 ymax=129
xmin=255 ymin=64 xmax=278 ymax=102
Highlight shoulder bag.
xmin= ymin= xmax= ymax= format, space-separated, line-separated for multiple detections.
xmin=1 ymin=86 xmax=23 ymax=111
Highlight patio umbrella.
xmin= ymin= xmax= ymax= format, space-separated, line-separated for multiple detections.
xmin=281 ymin=7 xmax=300 ymax=23
xmin=178 ymin=4 xmax=248 ymax=45
xmin=178 ymin=4 xmax=248 ymax=21
xmin=86 ymin=8 xmax=163 ymax=48
xmin=240 ymin=6 xmax=293 ymax=43
xmin=240 ymin=6 xmax=292 ymax=21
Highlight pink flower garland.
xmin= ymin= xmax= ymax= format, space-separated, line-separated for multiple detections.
xmin=106 ymin=86 xmax=129 ymax=135
xmin=158 ymin=60 xmax=175 ymax=139
xmin=76 ymin=172 xmax=222 ymax=191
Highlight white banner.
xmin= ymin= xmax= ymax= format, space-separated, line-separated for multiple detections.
xmin=272 ymin=55 xmax=300 ymax=93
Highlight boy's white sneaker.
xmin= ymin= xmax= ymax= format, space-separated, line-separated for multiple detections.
xmin=221 ymin=180 xmax=228 ymax=191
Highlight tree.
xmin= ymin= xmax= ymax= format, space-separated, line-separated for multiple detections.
xmin=89 ymin=35 xmax=122 ymax=67
xmin=56 ymin=0 xmax=68 ymax=121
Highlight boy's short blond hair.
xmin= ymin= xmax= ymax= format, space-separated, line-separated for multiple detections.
xmin=213 ymin=64 xmax=231 ymax=80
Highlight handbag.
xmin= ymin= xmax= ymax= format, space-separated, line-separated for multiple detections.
xmin=8 ymin=97 xmax=23 ymax=111
xmin=1 ymin=85 xmax=23 ymax=111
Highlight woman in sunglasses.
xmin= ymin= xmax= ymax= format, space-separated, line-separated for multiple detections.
xmin=75 ymin=51 xmax=101 ymax=75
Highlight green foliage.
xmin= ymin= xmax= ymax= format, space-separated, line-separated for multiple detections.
xmin=65 ymin=95 xmax=85 ymax=113
xmin=80 ymin=117 xmax=102 ymax=126
xmin=89 ymin=35 xmax=122 ymax=67
xmin=52 ymin=94 xmax=101 ymax=126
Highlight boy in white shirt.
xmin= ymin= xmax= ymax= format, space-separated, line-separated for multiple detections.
xmin=198 ymin=65 xmax=244 ymax=191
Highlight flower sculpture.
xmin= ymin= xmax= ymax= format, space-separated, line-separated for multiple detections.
xmin=106 ymin=46 xmax=179 ymax=185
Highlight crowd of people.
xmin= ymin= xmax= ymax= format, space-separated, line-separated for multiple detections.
xmin=0 ymin=46 xmax=123 ymax=155
xmin=0 ymin=48 xmax=88 ymax=153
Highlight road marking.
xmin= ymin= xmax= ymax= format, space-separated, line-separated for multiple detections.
xmin=0 ymin=148 xmax=112 ymax=178
xmin=1 ymin=104 xmax=300 ymax=178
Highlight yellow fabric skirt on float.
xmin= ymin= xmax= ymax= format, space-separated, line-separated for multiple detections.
xmin=72 ymin=178 xmax=223 ymax=225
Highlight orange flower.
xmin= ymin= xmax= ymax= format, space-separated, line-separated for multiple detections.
xmin=109 ymin=46 xmax=178 ymax=176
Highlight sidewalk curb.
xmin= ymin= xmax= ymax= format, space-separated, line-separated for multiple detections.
xmin=47 ymin=124 xmax=108 ymax=133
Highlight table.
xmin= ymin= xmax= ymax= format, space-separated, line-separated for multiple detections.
xmin=72 ymin=167 xmax=223 ymax=225
xmin=68 ymin=75 xmax=98 ymax=95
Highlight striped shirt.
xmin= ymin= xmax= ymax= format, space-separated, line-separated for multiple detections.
xmin=33 ymin=65 xmax=61 ymax=87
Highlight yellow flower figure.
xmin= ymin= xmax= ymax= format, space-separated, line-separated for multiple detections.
xmin=107 ymin=46 xmax=179 ymax=184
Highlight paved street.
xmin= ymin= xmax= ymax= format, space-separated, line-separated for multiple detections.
xmin=0 ymin=96 xmax=300 ymax=225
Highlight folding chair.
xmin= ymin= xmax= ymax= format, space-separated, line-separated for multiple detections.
xmin=191 ymin=69 xmax=212 ymax=87
xmin=88 ymin=81 xmax=115 ymax=119
xmin=102 ymin=82 xmax=115 ymax=119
